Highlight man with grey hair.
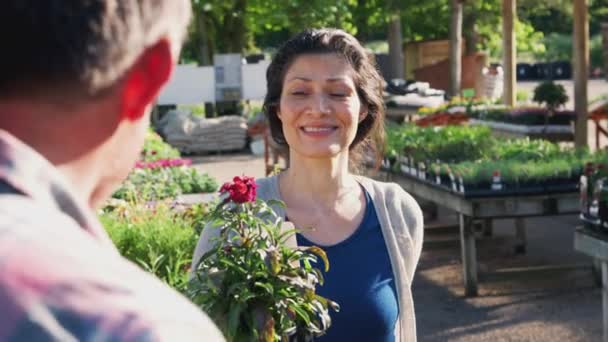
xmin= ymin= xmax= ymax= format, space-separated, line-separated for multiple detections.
xmin=0 ymin=2 xmax=223 ymax=341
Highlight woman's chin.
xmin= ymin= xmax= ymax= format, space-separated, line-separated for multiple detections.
xmin=293 ymin=147 xmax=345 ymax=160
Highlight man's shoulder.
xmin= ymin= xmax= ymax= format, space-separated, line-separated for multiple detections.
xmin=0 ymin=194 xmax=225 ymax=341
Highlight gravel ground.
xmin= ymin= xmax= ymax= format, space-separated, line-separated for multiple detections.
xmin=415 ymin=213 xmax=601 ymax=342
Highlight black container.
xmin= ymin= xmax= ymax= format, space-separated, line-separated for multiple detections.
xmin=516 ymin=63 xmax=535 ymax=81
xmin=245 ymin=54 xmax=265 ymax=64
xmin=551 ymin=61 xmax=572 ymax=80
xmin=515 ymin=180 xmax=545 ymax=195
xmin=533 ymin=63 xmax=552 ymax=80
xmin=543 ymin=177 xmax=578 ymax=194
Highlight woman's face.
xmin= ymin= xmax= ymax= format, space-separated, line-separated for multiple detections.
xmin=278 ymin=53 xmax=366 ymax=160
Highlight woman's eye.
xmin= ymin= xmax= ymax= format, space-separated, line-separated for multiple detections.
xmin=291 ymin=91 xmax=308 ymax=96
xmin=331 ymin=93 xmax=347 ymax=97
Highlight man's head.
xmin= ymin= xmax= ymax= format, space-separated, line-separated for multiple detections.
xmin=0 ymin=1 xmax=192 ymax=207
xmin=1 ymin=1 xmax=191 ymax=99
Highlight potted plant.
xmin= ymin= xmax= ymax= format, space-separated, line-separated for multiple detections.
xmin=189 ymin=176 xmax=339 ymax=342
xmin=532 ymin=81 xmax=569 ymax=135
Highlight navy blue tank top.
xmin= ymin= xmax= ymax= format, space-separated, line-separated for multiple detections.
xmin=296 ymin=189 xmax=398 ymax=341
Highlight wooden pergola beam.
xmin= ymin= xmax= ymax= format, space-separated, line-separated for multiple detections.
xmin=502 ymin=0 xmax=516 ymax=107
xmin=574 ymin=0 xmax=589 ymax=148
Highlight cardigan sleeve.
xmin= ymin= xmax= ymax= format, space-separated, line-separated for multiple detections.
xmin=393 ymin=184 xmax=424 ymax=283
xmin=191 ymin=220 xmax=221 ymax=276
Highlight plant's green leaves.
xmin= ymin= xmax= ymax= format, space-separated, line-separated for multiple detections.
xmin=290 ymin=305 xmax=311 ymax=326
xmin=255 ymin=281 xmax=275 ymax=295
xmin=305 ymin=246 xmax=329 ymax=272
xmin=228 ymin=302 xmax=245 ymax=336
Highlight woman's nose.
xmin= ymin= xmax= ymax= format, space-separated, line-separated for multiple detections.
xmin=308 ymin=94 xmax=332 ymax=116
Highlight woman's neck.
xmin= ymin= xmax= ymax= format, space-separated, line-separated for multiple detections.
xmin=279 ymin=151 xmax=359 ymax=208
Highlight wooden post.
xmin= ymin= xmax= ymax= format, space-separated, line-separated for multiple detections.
xmin=449 ymin=0 xmax=463 ymax=98
xmin=502 ymin=0 xmax=516 ymax=107
xmin=459 ymin=214 xmax=478 ymax=296
xmin=603 ymin=261 xmax=608 ymax=342
xmin=573 ymin=0 xmax=589 ymax=149
xmin=388 ymin=15 xmax=404 ymax=80
xmin=602 ymin=23 xmax=608 ymax=82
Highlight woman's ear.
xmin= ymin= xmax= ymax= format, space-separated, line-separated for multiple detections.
xmin=359 ymin=104 xmax=368 ymax=123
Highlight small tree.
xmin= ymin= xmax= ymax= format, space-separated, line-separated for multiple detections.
xmin=533 ymin=81 xmax=568 ymax=134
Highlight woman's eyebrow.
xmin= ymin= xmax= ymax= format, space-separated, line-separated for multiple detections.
xmin=285 ymin=76 xmax=351 ymax=83
xmin=285 ymin=76 xmax=311 ymax=83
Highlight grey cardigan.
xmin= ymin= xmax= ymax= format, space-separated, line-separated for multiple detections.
xmin=192 ymin=175 xmax=424 ymax=342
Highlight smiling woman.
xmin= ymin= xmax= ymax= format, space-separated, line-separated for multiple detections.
xmin=193 ymin=28 xmax=424 ymax=342
xmin=278 ymin=53 xmax=365 ymax=159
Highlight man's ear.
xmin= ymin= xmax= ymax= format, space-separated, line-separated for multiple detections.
xmin=120 ymin=39 xmax=173 ymax=122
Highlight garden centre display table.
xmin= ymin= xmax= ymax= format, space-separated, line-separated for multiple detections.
xmin=469 ymin=119 xmax=574 ymax=142
xmin=574 ymin=227 xmax=608 ymax=342
xmin=385 ymin=106 xmax=418 ymax=123
xmin=379 ymin=171 xmax=579 ymax=297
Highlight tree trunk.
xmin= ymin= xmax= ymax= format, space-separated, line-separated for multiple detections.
xmin=194 ymin=9 xmax=215 ymax=117
xmin=354 ymin=0 xmax=369 ymax=42
xmin=573 ymin=0 xmax=589 ymax=149
xmin=222 ymin=0 xmax=247 ymax=53
xmin=602 ymin=22 xmax=608 ymax=82
xmin=463 ymin=7 xmax=478 ymax=55
xmin=387 ymin=15 xmax=404 ymax=80
xmin=196 ymin=11 xmax=212 ymax=66
xmin=449 ymin=0 xmax=463 ymax=97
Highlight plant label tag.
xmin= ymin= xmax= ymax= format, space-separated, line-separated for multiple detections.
xmin=449 ymin=173 xmax=457 ymax=192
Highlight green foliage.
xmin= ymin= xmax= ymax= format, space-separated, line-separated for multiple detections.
xmin=386 ymin=123 xmax=592 ymax=184
xmin=516 ymin=90 xmax=530 ymax=103
xmin=142 ymin=130 xmax=180 ymax=162
xmin=590 ymin=34 xmax=605 ymax=70
xmin=480 ymin=19 xmax=545 ymax=60
xmin=186 ymin=0 xmax=357 ymax=59
xmin=535 ymin=33 xmax=604 ymax=69
xmin=385 ymin=124 xmax=493 ymax=163
xmin=537 ymin=33 xmax=572 ymax=62
xmin=100 ymin=202 xmax=211 ymax=293
xmin=190 ymin=198 xmax=338 ymax=341
xmin=182 ymin=0 xmax=608 ymax=67
xmin=533 ymin=81 xmax=568 ymax=111
xmin=493 ymin=138 xmax=561 ymax=161
xmin=113 ymin=167 xmax=219 ymax=201
xmin=179 ymin=104 xmax=207 ymax=118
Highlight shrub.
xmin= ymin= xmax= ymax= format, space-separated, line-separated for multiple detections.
xmin=113 ymin=166 xmax=219 ymax=201
xmin=100 ymin=201 xmax=212 ymax=293
xmin=533 ymin=81 xmax=568 ymax=112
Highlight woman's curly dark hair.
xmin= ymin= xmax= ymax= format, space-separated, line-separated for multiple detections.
xmin=262 ymin=28 xmax=385 ymax=170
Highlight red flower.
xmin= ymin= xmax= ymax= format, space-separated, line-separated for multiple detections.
xmin=220 ymin=176 xmax=257 ymax=203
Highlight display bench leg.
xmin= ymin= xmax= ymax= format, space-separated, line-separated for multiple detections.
xmin=483 ymin=218 xmax=493 ymax=237
xmin=514 ymin=218 xmax=527 ymax=254
xmin=460 ymin=214 xmax=478 ymax=297
xmin=603 ymin=261 xmax=608 ymax=342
